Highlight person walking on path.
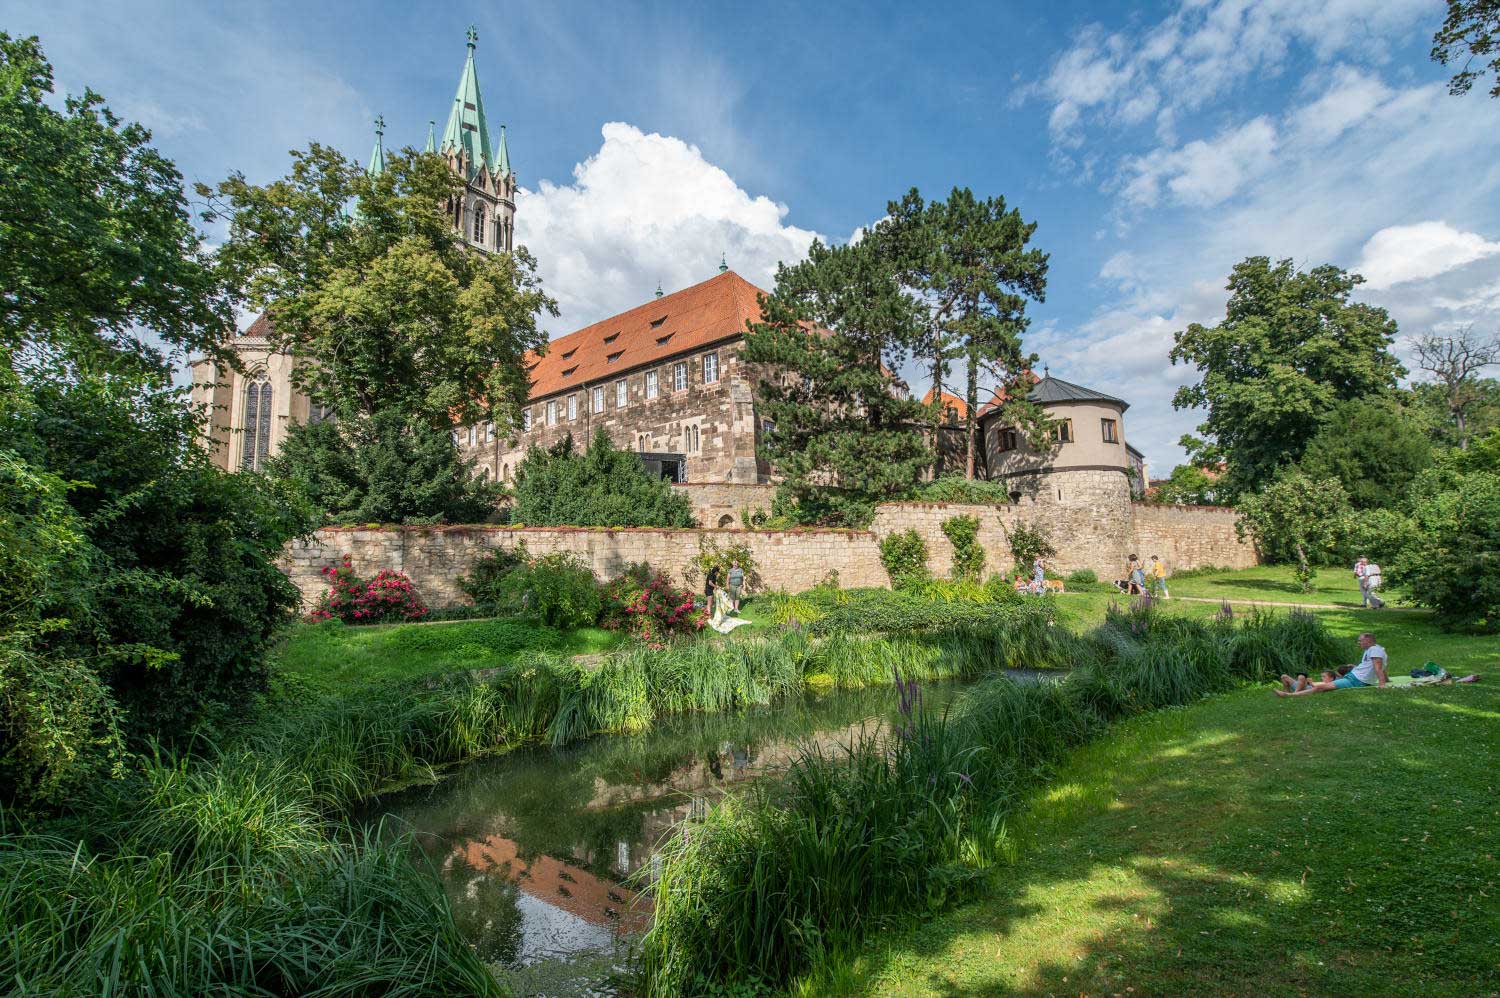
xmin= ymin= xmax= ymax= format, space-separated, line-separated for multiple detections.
xmin=1128 ymin=554 xmax=1146 ymax=596
xmin=1364 ymin=560 xmax=1385 ymax=609
xmin=1150 ymin=555 xmax=1171 ymax=599
xmin=1354 ymin=556 xmax=1371 ymax=607
xmin=1032 ymin=555 xmax=1046 ymax=595
xmin=1276 ymin=632 xmax=1388 ymax=695
xmin=726 ymin=561 xmax=745 ymax=614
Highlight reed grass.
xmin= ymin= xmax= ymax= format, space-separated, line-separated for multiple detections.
xmin=636 ymin=607 xmax=1345 ymax=994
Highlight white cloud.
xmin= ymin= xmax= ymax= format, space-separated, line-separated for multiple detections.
xmin=1119 ymin=117 xmax=1278 ymax=208
xmin=1355 ymin=221 xmax=1500 ymax=291
xmin=516 ymin=122 xmax=821 ymax=332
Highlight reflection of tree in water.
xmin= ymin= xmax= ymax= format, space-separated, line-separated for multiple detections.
xmin=441 ymin=852 xmax=523 ymax=966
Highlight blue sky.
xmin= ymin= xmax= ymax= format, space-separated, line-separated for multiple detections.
xmin=8 ymin=0 xmax=1500 ymax=470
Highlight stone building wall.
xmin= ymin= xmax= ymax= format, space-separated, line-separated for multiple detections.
xmin=458 ymin=340 xmax=769 ymax=485
xmin=1129 ymin=502 xmax=1256 ymax=572
xmin=671 ymin=482 xmax=777 ymax=527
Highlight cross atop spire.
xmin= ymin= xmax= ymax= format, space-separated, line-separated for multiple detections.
xmin=366 ymin=114 xmax=386 ymax=177
xmin=440 ymin=29 xmax=496 ymax=179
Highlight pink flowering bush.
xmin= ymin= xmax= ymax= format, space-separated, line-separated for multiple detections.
xmin=309 ymin=558 xmax=428 ymax=624
xmin=602 ymin=562 xmax=707 ymax=646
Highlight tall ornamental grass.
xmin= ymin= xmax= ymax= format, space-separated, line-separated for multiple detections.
xmin=637 ymin=604 xmax=1342 ymax=994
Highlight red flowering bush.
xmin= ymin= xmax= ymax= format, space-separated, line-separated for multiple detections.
xmin=309 ymin=558 xmax=428 ymax=624
xmin=602 ymin=563 xmax=707 ymax=646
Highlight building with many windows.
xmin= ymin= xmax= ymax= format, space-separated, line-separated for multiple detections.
xmin=455 ymin=267 xmax=777 ymax=485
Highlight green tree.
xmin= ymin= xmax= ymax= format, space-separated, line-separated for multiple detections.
xmin=743 ymin=239 xmax=932 ymax=524
xmin=202 ymin=143 xmax=555 ymax=521
xmin=1432 ymin=0 xmax=1500 ymax=98
xmin=0 ymin=33 xmax=232 ymax=376
xmin=880 ymin=188 xmax=1051 ymax=478
xmin=512 ymin=429 xmax=695 ymax=527
xmin=1410 ymin=327 xmax=1500 ymax=449
xmin=1171 ymin=257 xmax=1404 ymax=499
xmin=1235 ymin=473 xmax=1352 ymax=591
xmin=1149 ymin=463 xmax=1224 ymax=506
xmin=1295 ymin=399 xmax=1433 ymax=510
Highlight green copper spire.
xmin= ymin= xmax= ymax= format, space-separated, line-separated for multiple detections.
xmin=366 ymin=115 xmax=385 ymax=176
xmin=440 ymin=26 xmax=496 ymax=179
xmin=655 ymin=281 xmax=663 ymax=299
xmin=495 ymin=123 xmax=511 ymax=177
xmin=718 ymin=253 xmax=727 ymax=273
xmin=424 ymin=119 xmax=436 ymax=154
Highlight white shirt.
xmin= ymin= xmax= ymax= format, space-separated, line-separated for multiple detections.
xmin=1352 ymin=644 xmax=1386 ymax=684
xmin=1365 ymin=563 xmax=1382 ymax=587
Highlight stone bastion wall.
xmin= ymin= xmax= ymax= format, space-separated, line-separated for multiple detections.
xmin=282 ymin=485 xmax=1256 ymax=609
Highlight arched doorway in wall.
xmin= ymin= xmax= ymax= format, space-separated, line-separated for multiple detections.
xmin=717 ymin=514 xmax=734 ymax=528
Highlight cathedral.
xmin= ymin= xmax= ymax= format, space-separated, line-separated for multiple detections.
xmin=191 ymin=30 xmax=1144 ymax=498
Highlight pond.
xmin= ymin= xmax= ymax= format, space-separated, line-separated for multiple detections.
xmin=360 ymin=671 xmax=1053 ymax=996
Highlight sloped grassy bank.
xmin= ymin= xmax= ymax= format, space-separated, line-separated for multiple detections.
xmin=0 ymin=594 xmax=1065 ymax=995
xmin=637 ymin=602 xmax=1342 ymax=995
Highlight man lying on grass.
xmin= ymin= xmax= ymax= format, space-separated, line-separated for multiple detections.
xmin=1278 ymin=632 xmax=1387 ymax=695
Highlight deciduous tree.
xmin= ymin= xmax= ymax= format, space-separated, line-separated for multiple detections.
xmin=1171 ymin=257 xmax=1404 ymax=499
xmin=1411 ymin=326 xmax=1500 ymax=448
xmin=1235 ymin=473 xmax=1352 ymax=591
xmin=1295 ymin=399 xmax=1433 ymax=510
xmin=1432 ymin=0 xmax=1500 ymax=98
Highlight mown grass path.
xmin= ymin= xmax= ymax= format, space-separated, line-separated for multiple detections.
xmin=802 ymin=673 xmax=1499 ymax=996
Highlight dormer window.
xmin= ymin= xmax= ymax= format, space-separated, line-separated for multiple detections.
xmin=603 ymin=333 xmax=619 ymax=344
xmin=656 ymin=334 xmax=673 ymax=346
xmin=607 ymin=351 xmax=623 ymax=363
xmin=649 ymin=316 xmax=668 ymax=328
xmin=561 ymin=348 xmax=576 ymax=359
xmin=561 ymin=365 xmax=577 ymax=378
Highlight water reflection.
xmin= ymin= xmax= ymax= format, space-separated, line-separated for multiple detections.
xmin=362 ymin=675 xmax=1045 ymax=992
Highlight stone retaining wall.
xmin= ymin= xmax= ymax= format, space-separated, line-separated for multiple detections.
xmin=283 ymin=494 xmax=1256 ymax=609
xmin=670 ymin=482 xmax=777 ymax=528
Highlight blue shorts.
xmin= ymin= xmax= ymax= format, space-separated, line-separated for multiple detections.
xmin=1332 ymin=672 xmax=1370 ymax=690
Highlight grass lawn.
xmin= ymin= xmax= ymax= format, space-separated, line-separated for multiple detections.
xmin=798 ymin=601 xmax=1499 ymax=997
xmin=272 ymin=617 xmax=624 ymax=691
xmin=1166 ymin=563 xmax=1370 ymax=607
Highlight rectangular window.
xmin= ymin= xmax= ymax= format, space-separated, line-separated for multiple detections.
xmin=1101 ymin=418 xmax=1119 ymax=443
xmin=674 ymin=361 xmax=688 ymax=392
xmin=522 ymin=409 xmax=532 ymax=431
xmin=761 ymin=417 xmax=775 ymax=437
xmin=615 ymin=379 xmax=627 ymax=408
xmin=999 ymin=428 xmax=1018 ymax=452
xmin=591 ymin=386 xmax=604 ymax=413
xmin=567 ymin=394 xmax=578 ymax=420
xmin=646 ymin=370 xmax=659 ymax=399
xmin=702 ymin=352 xmax=719 ymax=384
xmin=468 ymin=426 xmax=477 ymax=446
xmin=486 ymin=421 xmax=495 ymax=442
xmin=1051 ymin=419 xmax=1073 ymax=443
xmin=547 ymin=401 xmax=557 ymax=425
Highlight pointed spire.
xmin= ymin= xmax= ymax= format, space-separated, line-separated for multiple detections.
xmin=718 ymin=253 xmax=728 ymax=274
xmin=495 ymin=124 xmax=511 ymax=177
xmin=440 ymin=26 xmax=496 ymax=179
xmin=424 ymin=119 xmax=436 ymax=154
xmin=655 ymin=281 xmax=664 ymax=299
xmin=366 ymin=114 xmax=386 ymax=177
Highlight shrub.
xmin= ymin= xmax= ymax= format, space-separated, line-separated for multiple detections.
xmin=1374 ymin=468 xmax=1500 ymax=631
xmin=690 ymin=536 xmax=762 ymax=592
xmin=511 ymin=429 xmax=695 ymax=527
xmin=1006 ymin=519 xmax=1056 ymax=573
xmin=457 ymin=545 xmax=529 ymax=607
xmin=941 ymin=514 xmax=985 ymax=581
xmin=905 ymin=478 xmax=1015 ymax=506
xmin=1065 ymin=568 xmax=1098 ymax=585
xmin=493 ymin=553 xmax=602 ymax=629
xmin=739 ymin=506 xmax=769 ymax=529
xmin=601 ymin=565 xmax=707 ymax=646
xmin=309 ymin=559 xmax=428 ymax=624
xmin=879 ymin=529 xmax=930 ymax=587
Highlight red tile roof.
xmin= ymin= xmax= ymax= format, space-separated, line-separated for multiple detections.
xmin=527 ymin=270 xmax=767 ymax=400
xmin=921 ymin=389 xmax=969 ymax=420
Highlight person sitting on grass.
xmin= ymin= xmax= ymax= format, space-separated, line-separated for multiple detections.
xmin=1276 ymin=632 xmax=1387 ymax=696
xmin=1279 ymin=665 xmax=1352 ymax=692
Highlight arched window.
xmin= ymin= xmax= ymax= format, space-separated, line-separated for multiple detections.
xmin=473 ymin=203 xmax=486 ymax=244
xmin=241 ymin=374 xmax=272 ymax=471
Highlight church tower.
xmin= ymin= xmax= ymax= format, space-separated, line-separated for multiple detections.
xmin=438 ymin=26 xmax=515 ymax=253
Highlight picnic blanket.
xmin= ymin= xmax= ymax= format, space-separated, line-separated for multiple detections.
xmin=709 ymin=589 xmax=751 ymax=634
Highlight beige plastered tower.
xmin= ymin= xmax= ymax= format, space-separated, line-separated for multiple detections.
xmin=188 ymin=28 xmax=513 ymax=470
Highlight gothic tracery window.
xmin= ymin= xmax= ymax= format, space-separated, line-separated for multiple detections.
xmin=473 ymin=202 xmax=486 ymax=244
xmin=241 ymin=374 xmax=273 ymax=471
